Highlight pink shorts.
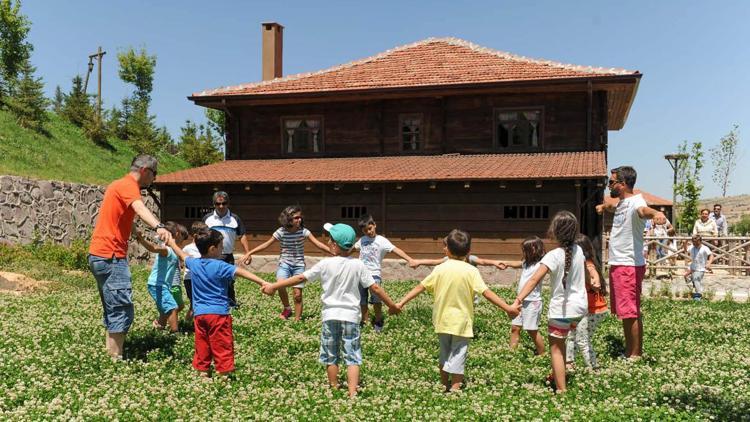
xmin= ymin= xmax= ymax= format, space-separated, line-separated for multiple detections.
xmin=609 ymin=265 xmax=646 ymax=319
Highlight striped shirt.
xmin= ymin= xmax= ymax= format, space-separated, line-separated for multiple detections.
xmin=203 ymin=210 xmax=246 ymax=255
xmin=273 ymin=227 xmax=311 ymax=266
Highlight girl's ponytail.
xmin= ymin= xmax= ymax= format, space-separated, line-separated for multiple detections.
xmin=547 ymin=211 xmax=579 ymax=288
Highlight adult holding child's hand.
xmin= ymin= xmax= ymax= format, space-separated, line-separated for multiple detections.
xmin=88 ymin=155 xmax=171 ymax=360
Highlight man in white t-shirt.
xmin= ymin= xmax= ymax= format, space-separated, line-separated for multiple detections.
xmin=596 ymin=166 xmax=666 ymax=359
xmin=684 ymin=235 xmax=714 ymax=301
xmin=262 ymin=223 xmax=400 ymax=398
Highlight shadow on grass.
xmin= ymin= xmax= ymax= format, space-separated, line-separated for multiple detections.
xmin=604 ymin=334 xmax=625 ymax=358
xmin=658 ymin=391 xmax=750 ymax=421
xmin=124 ymin=329 xmax=178 ymax=362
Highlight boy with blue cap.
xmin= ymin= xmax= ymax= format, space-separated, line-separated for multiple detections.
xmin=263 ymin=223 xmax=400 ymax=397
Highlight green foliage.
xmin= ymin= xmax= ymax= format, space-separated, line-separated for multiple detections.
xmin=117 ymin=47 xmax=156 ymax=104
xmin=3 ymin=58 xmax=47 ymax=131
xmin=0 ymin=107 xmax=190 ymax=185
xmin=710 ymin=124 xmax=740 ymax=197
xmin=674 ymin=140 xmax=704 ymax=233
xmin=52 ymin=84 xmax=63 ymax=113
xmin=730 ymin=214 xmax=750 ymax=235
xmin=205 ymin=108 xmax=226 ymax=139
xmin=61 ymin=75 xmax=93 ymax=128
xmin=179 ymin=120 xmax=223 ymax=166
xmin=0 ymin=238 xmax=89 ymax=271
xmin=0 ymin=0 xmax=32 ymax=102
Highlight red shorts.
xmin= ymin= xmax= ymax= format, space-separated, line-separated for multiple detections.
xmin=609 ymin=265 xmax=646 ymax=320
xmin=193 ymin=314 xmax=235 ymax=373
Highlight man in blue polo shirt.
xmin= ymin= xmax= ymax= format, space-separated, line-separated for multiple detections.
xmin=203 ymin=191 xmax=252 ymax=307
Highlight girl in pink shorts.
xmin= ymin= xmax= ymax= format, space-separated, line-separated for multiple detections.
xmin=513 ymin=211 xmax=588 ymax=393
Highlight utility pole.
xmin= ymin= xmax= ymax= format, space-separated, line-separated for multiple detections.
xmin=83 ymin=46 xmax=106 ymax=119
xmin=664 ymin=153 xmax=689 ymax=230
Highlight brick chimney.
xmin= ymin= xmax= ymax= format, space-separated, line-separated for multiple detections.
xmin=262 ymin=22 xmax=283 ymax=81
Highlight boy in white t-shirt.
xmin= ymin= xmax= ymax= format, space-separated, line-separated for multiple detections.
xmin=684 ymin=235 xmax=714 ymax=301
xmin=262 ymin=223 xmax=400 ymax=398
xmin=355 ymin=214 xmax=417 ymax=331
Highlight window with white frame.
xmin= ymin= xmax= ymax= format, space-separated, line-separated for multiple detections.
xmin=494 ymin=109 xmax=541 ymax=149
xmin=400 ymin=114 xmax=422 ymax=151
xmin=283 ymin=118 xmax=323 ymax=153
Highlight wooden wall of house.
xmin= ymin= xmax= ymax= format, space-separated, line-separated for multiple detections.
xmin=230 ymin=91 xmax=608 ymax=159
xmin=160 ymin=179 xmax=594 ymax=260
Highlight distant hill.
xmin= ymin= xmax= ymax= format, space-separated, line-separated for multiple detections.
xmin=700 ymin=195 xmax=750 ymax=225
xmin=0 ymin=109 xmax=190 ymax=186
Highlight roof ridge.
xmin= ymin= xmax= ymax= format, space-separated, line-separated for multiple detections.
xmin=194 ymin=37 xmax=637 ymax=97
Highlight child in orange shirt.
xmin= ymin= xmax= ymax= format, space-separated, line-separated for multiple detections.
xmin=565 ymin=234 xmax=608 ymax=369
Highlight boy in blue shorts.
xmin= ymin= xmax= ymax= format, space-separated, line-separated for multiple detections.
xmin=136 ymin=222 xmax=189 ymax=332
xmin=170 ymin=229 xmax=270 ymax=376
xmin=262 ymin=223 xmax=401 ymax=397
xmin=355 ymin=214 xmax=416 ymax=331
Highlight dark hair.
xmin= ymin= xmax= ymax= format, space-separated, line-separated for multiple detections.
xmin=164 ymin=221 xmax=188 ymax=241
xmin=611 ymin=166 xmax=637 ymax=189
xmin=521 ymin=236 xmax=545 ymax=266
xmin=575 ymin=233 xmax=606 ymax=295
xmin=692 ymin=234 xmax=702 ymax=241
xmin=547 ymin=211 xmax=579 ymax=288
xmin=189 ymin=221 xmax=209 ymax=237
xmin=195 ymin=229 xmax=224 ymax=255
xmin=357 ymin=214 xmax=376 ymax=229
xmin=278 ymin=205 xmax=303 ymax=229
xmin=713 ymin=204 xmax=722 ymax=209
xmin=445 ymin=229 xmax=471 ymax=257
xmin=700 ymin=208 xmax=710 ymax=214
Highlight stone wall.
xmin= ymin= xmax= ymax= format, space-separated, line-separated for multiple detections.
xmin=0 ymin=175 xmax=158 ymax=262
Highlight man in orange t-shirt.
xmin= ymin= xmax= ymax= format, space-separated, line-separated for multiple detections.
xmin=88 ymin=154 xmax=172 ymax=359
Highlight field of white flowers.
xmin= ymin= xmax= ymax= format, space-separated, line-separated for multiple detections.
xmin=1 ymin=245 xmax=749 ymax=420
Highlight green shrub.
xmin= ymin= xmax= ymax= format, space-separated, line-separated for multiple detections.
xmin=730 ymin=214 xmax=750 ymax=235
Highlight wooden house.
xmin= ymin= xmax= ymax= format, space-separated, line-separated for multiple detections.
xmin=155 ymin=23 xmax=642 ymax=259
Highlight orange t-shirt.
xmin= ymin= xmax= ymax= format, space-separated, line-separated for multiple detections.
xmin=89 ymin=174 xmax=142 ymax=258
xmin=585 ymin=260 xmax=608 ymax=313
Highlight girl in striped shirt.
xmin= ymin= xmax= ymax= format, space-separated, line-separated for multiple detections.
xmin=248 ymin=205 xmax=331 ymax=320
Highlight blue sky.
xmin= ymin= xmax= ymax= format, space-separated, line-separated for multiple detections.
xmin=23 ymin=0 xmax=750 ymax=199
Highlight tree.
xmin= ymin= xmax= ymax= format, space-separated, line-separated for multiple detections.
xmin=0 ymin=0 xmax=32 ymax=103
xmin=126 ymin=100 xmax=157 ymax=154
xmin=117 ymin=47 xmax=156 ymax=104
xmin=710 ymin=124 xmax=740 ymax=198
xmin=4 ymin=59 xmax=47 ymax=131
xmin=61 ymin=75 xmax=94 ymax=127
xmin=674 ymin=140 xmax=704 ymax=233
xmin=179 ymin=120 xmax=223 ymax=167
xmin=52 ymin=85 xmax=63 ymax=113
xmin=205 ymin=108 xmax=226 ymax=139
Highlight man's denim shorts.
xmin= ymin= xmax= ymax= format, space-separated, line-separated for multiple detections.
xmin=89 ymin=254 xmax=134 ymax=333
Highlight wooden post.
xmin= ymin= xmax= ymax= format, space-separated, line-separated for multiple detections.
xmin=381 ymin=184 xmax=387 ymax=234
xmin=377 ymin=101 xmax=385 ymax=155
xmin=586 ymin=81 xmax=592 ymax=149
xmin=440 ymin=97 xmax=447 ymax=153
xmin=321 ymin=184 xmax=327 ymax=231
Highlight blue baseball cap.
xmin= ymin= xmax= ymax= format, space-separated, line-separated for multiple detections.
xmin=323 ymin=223 xmax=356 ymax=251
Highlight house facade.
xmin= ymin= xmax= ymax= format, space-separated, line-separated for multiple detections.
xmin=155 ymin=24 xmax=642 ymax=259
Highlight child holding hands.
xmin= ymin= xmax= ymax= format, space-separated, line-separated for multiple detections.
xmin=513 ymin=211 xmax=587 ymax=393
xmin=262 ymin=223 xmax=400 ymax=398
xmin=170 ymin=229 xmax=270 ymax=377
xmin=397 ymin=229 xmax=520 ymax=392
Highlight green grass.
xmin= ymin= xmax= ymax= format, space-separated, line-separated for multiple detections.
xmin=0 ymin=109 xmax=190 ymax=185
xmin=1 ymin=248 xmax=749 ymax=420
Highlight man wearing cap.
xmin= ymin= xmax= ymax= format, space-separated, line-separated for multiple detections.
xmin=262 ymin=223 xmax=400 ymax=397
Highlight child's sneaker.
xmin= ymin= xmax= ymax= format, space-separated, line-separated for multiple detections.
xmin=373 ymin=318 xmax=384 ymax=333
xmin=279 ymin=308 xmax=292 ymax=320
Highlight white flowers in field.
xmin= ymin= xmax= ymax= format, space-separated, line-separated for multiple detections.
xmin=0 ymin=263 xmax=748 ymax=420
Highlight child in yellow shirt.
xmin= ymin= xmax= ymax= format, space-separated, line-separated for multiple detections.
xmin=397 ymin=229 xmax=520 ymax=392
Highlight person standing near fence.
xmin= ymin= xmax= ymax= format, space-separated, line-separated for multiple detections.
xmin=88 ymin=155 xmax=173 ymax=360
xmin=596 ymin=166 xmax=666 ymax=359
xmin=710 ymin=204 xmax=728 ymax=236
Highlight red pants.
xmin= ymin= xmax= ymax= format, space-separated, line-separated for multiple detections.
xmin=193 ymin=314 xmax=235 ymax=373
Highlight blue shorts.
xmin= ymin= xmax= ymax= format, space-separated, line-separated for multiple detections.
xmin=148 ymin=284 xmax=178 ymax=315
xmin=276 ymin=261 xmax=305 ymax=288
xmin=358 ymin=275 xmax=382 ymax=305
xmin=319 ymin=320 xmax=362 ymax=366
xmin=89 ymin=255 xmax=134 ymax=333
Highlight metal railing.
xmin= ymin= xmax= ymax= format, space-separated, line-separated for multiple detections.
xmin=602 ymin=234 xmax=750 ymax=277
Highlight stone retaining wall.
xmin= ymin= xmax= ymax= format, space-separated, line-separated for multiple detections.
xmin=0 ymin=175 xmax=158 ymax=262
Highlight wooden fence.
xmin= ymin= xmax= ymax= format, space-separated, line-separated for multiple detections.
xmin=602 ymin=234 xmax=750 ymax=277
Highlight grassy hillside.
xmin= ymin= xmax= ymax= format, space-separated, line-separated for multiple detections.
xmin=0 ymin=109 xmax=190 ymax=185
xmin=700 ymin=195 xmax=750 ymax=225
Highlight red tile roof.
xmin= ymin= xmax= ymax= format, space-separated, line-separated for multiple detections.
xmin=192 ymin=38 xmax=638 ymax=98
xmin=604 ymin=189 xmax=673 ymax=207
xmin=155 ymin=152 xmax=606 ymax=185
